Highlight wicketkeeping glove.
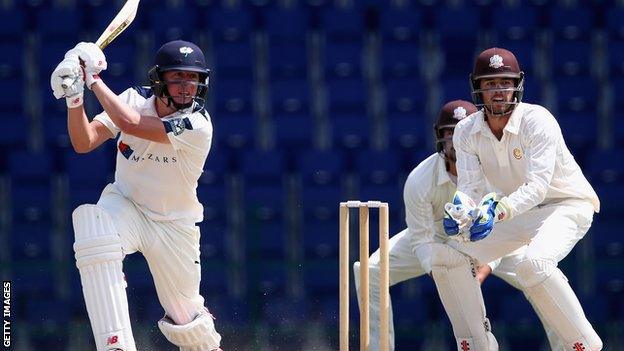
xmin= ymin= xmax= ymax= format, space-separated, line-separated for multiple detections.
xmin=443 ymin=191 xmax=477 ymax=241
xmin=468 ymin=192 xmax=498 ymax=241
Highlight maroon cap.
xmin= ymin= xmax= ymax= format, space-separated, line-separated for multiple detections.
xmin=472 ymin=47 xmax=522 ymax=80
xmin=434 ymin=100 xmax=478 ymax=137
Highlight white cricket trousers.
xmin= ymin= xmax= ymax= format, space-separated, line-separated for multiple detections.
xmin=97 ymin=184 xmax=206 ymax=325
xmin=353 ymin=229 xmax=565 ymax=351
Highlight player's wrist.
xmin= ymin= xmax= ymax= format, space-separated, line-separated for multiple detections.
xmin=494 ymin=196 xmax=512 ymax=222
xmin=66 ymin=94 xmax=84 ymax=108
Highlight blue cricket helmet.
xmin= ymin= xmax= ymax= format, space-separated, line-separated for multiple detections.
xmin=148 ymin=40 xmax=210 ymax=109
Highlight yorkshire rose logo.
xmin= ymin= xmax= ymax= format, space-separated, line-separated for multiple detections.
xmin=489 ymin=54 xmax=504 ymax=69
xmin=453 ymin=106 xmax=467 ymax=119
xmin=180 ymin=46 xmax=194 ymax=57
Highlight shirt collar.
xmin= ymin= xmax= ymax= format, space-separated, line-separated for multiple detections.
xmin=146 ymin=96 xmax=197 ymax=119
xmin=435 ymin=154 xmax=453 ymax=186
xmin=469 ymin=103 xmax=524 ymax=136
xmin=503 ymin=102 xmax=524 ymax=135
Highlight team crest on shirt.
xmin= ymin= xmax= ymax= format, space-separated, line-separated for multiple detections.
xmin=164 ymin=117 xmax=194 ymax=136
xmin=512 ymin=147 xmax=523 ymax=160
xmin=489 ymin=54 xmax=504 ymax=69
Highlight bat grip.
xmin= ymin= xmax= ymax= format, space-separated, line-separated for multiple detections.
xmin=61 ymin=77 xmax=74 ymax=89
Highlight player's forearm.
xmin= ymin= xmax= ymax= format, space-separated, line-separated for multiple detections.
xmin=91 ymin=80 xmax=141 ymax=132
xmin=67 ymin=106 xmax=97 ymax=153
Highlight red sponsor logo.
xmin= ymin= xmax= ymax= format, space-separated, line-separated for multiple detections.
xmin=573 ymin=342 xmax=585 ymax=351
xmin=497 ymin=212 xmax=505 ymax=221
xmin=107 ymin=335 xmax=118 ymax=345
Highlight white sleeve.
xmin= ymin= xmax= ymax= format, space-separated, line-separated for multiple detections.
xmin=404 ymin=176 xmax=436 ymax=254
xmin=93 ymin=88 xmax=136 ymax=138
xmin=504 ymin=114 xmax=558 ymax=216
xmin=454 ymin=124 xmax=487 ymax=203
xmin=163 ymin=113 xmax=213 ymax=156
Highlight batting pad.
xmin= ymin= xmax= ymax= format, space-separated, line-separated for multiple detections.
xmin=517 ymin=260 xmax=603 ymax=351
xmin=73 ymin=204 xmax=136 ymax=351
xmin=158 ymin=309 xmax=222 ymax=351
xmin=430 ymin=244 xmax=498 ymax=351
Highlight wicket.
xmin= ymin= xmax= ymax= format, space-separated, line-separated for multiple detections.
xmin=339 ymin=201 xmax=390 ymax=351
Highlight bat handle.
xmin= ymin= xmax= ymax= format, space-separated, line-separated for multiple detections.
xmin=61 ymin=77 xmax=74 ymax=89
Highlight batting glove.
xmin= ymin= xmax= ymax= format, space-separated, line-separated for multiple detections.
xmin=50 ymin=56 xmax=85 ymax=108
xmin=65 ymin=42 xmax=107 ymax=89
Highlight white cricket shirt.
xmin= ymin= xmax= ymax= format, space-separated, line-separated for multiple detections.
xmin=94 ymin=87 xmax=213 ymax=223
xmin=453 ymin=102 xmax=599 ymax=217
xmin=404 ymin=153 xmax=456 ymax=251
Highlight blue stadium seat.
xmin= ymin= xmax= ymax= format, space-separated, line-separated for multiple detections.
xmin=271 ymin=78 xmax=310 ymax=116
xmin=606 ymin=6 xmax=624 ymax=40
xmin=585 ymin=149 xmax=624 ymax=184
xmin=432 ymin=5 xmax=480 ymax=76
xmin=500 ymin=294 xmax=540 ymax=325
xmin=330 ymin=114 xmax=371 ymax=150
xmin=491 ymin=5 xmax=538 ymax=43
xmin=26 ymin=300 xmax=70 ymax=324
xmin=213 ymin=41 xmax=254 ymax=79
xmin=102 ymin=42 xmax=139 ymax=93
xmin=593 ymin=182 xmax=624 ymax=217
xmin=0 ymin=42 xmax=23 ymax=78
xmin=324 ymin=42 xmax=363 ymax=79
xmin=555 ymin=76 xmax=599 ymax=149
xmin=355 ymin=149 xmax=401 ymax=186
xmin=148 ymin=7 xmax=197 ymax=40
xmin=213 ymin=78 xmax=254 ymax=114
xmin=439 ymin=76 xmax=473 ymax=105
xmin=297 ymin=149 xmax=347 ymax=186
xmin=264 ymin=6 xmax=310 ymax=44
xmin=208 ymin=6 xmax=253 ymax=44
xmin=548 ymin=5 xmax=593 ymax=41
xmin=241 ymin=149 xmax=285 ymax=182
xmin=320 ymin=7 xmax=365 ymax=43
xmin=244 ymin=184 xmax=286 ymax=259
xmin=270 ymin=78 xmax=313 ymax=149
xmin=261 ymin=294 xmax=308 ymax=326
xmin=64 ymin=149 xmax=113 ymax=186
xmin=589 ymin=219 xmax=622 ymax=260
xmin=273 ymin=114 xmax=314 ymax=150
xmin=11 ymin=224 xmax=52 ymax=260
xmin=35 ymin=7 xmax=83 ymax=39
xmin=212 ymin=114 xmax=256 ymax=150
xmin=378 ymin=6 xmax=422 ymax=43
xmin=12 ymin=261 xmax=55 ymax=299
xmin=302 ymin=260 xmax=338 ymax=296
xmin=251 ymin=262 xmax=288 ymax=296
xmin=551 ymin=39 xmax=592 ymax=77
xmin=327 ymin=77 xmax=367 ymax=113
xmin=197 ymin=185 xmax=228 ymax=260
xmin=381 ymin=42 xmax=421 ymax=79
xmin=268 ymin=42 xmax=308 ymax=79
xmin=607 ymin=41 xmax=624 ymax=77
xmin=392 ymin=297 xmax=428 ymax=326
xmin=0 ymin=6 xmax=24 ymax=39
